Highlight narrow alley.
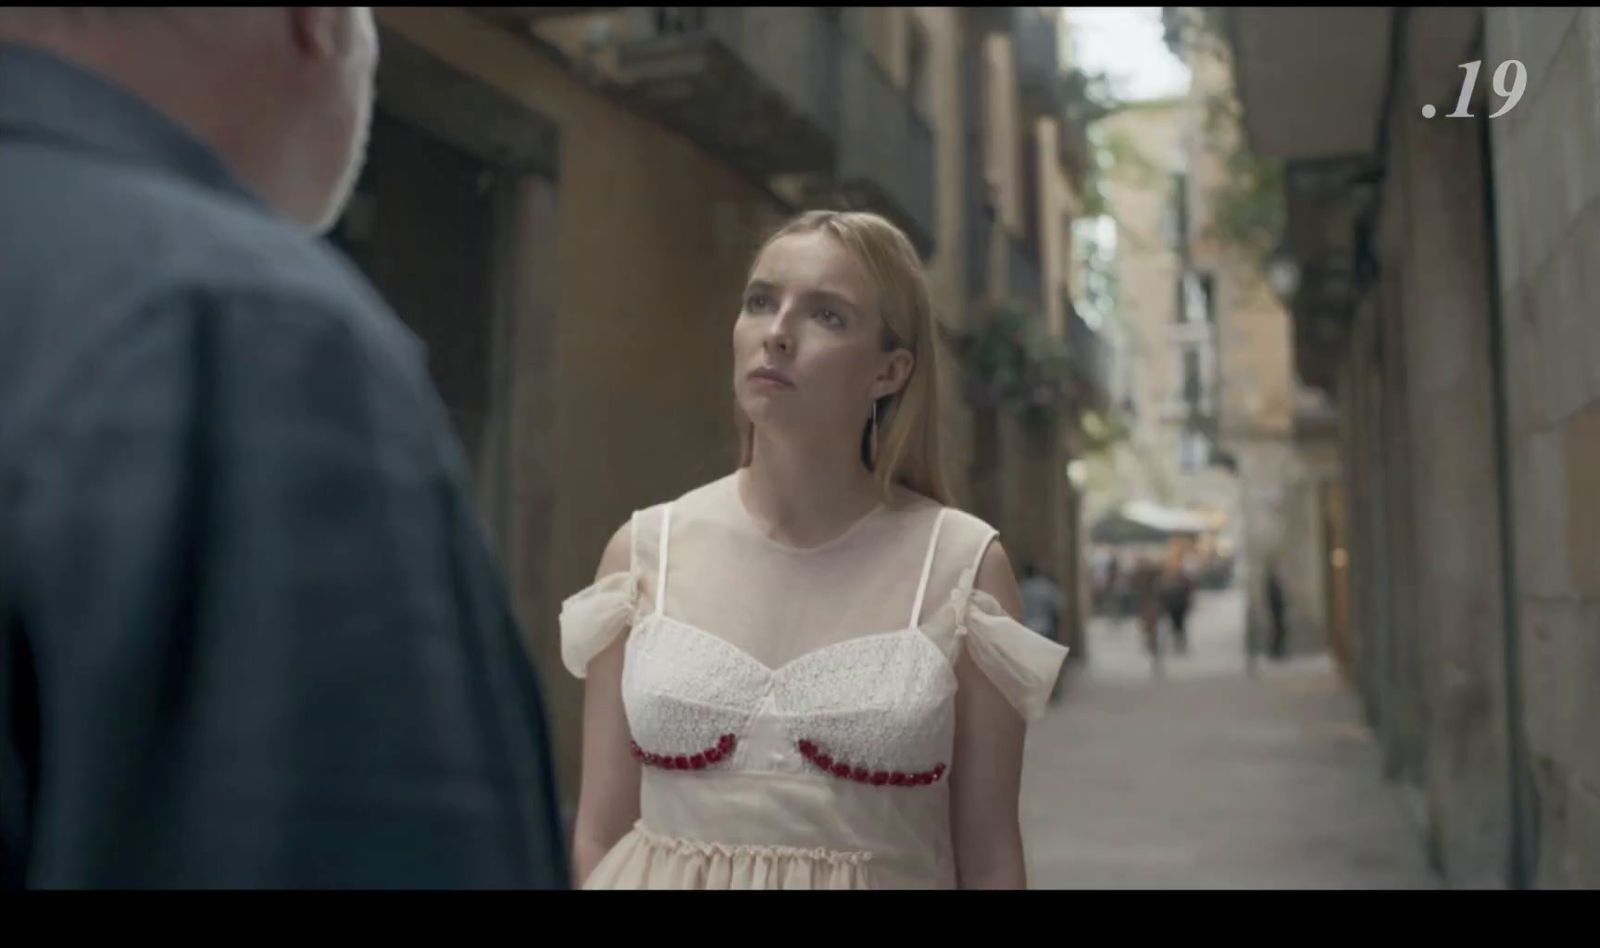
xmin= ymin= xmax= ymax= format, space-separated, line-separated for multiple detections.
xmin=1021 ymin=589 xmax=1442 ymax=889
xmin=9 ymin=5 xmax=1592 ymax=893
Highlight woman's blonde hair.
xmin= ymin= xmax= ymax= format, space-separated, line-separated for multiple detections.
xmin=736 ymin=210 xmax=952 ymax=506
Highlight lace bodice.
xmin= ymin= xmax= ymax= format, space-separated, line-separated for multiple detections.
xmin=615 ymin=501 xmax=964 ymax=781
xmin=562 ymin=475 xmax=1069 ymax=784
xmin=560 ymin=475 xmax=1070 ymax=888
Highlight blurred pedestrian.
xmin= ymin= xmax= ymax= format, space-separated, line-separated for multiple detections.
xmin=1159 ymin=553 xmax=1194 ymax=656
xmin=1019 ymin=561 xmax=1067 ymax=644
xmin=1019 ymin=561 xmax=1069 ymax=705
xmin=1130 ymin=556 xmax=1163 ymax=658
xmin=1 ymin=8 xmax=565 ymax=889
xmin=1266 ymin=563 xmax=1289 ymax=660
xmin=1104 ymin=554 xmax=1121 ymax=613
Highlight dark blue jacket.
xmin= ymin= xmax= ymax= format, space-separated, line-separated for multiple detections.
xmin=0 ymin=43 xmax=567 ymax=889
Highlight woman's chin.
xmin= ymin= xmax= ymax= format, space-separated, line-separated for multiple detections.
xmin=737 ymin=390 xmax=788 ymax=420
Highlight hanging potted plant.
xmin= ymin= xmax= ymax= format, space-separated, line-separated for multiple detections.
xmin=943 ymin=303 xmax=1074 ymax=436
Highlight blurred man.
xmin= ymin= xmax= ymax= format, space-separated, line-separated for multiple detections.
xmin=1158 ymin=552 xmax=1194 ymax=657
xmin=1018 ymin=562 xmax=1067 ymax=644
xmin=1266 ymin=563 xmax=1289 ymax=661
xmin=1018 ymin=562 xmax=1069 ymax=704
xmin=1128 ymin=556 xmax=1165 ymax=670
xmin=0 ymin=9 xmax=567 ymax=888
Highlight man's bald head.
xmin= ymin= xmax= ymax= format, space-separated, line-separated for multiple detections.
xmin=2 ymin=7 xmax=379 ymax=234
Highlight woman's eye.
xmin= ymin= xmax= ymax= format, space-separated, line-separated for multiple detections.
xmin=816 ymin=309 xmax=844 ymax=327
xmin=746 ymin=293 xmax=774 ymax=312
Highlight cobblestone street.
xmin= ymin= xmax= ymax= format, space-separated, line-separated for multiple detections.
xmin=1020 ymin=588 xmax=1442 ymax=889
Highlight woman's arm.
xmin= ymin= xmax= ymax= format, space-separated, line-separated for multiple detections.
xmin=950 ymin=539 xmax=1032 ymax=889
xmin=568 ymin=522 xmax=643 ymax=887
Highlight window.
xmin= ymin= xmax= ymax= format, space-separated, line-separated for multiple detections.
xmin=1166 ymin=171 xmax=1189 ymax=252
xmin=1181 ymin=346 xmax=1203 ymax=408
xmin=908 ymin=17 xmax=932 ymax=123
xmin=1022 ymin=132 xmax=1041 ymax=258
xmin=1177 ymin=271 xmax=1213 ymax=324
xmin=836 ymin=7 xmax=867 ymax=43
xmin=1179 ymin=430 xmax=1210 ymax=472
xmin=654 ymin=7 xmax=706 ymax=34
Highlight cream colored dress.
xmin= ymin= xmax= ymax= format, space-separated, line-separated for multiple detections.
xmin=559 ymin=474 xmax=1069 ymax=889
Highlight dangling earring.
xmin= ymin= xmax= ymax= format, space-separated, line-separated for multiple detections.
xmin=869 ymin=399 xmax=880 ymax=466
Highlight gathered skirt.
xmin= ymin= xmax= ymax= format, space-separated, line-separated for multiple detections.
xmin=583 ymin=821 xmax=876 ymax=890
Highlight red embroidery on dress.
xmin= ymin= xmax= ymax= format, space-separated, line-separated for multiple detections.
xmin=630 ymin=734 xmax=737 ymax=771
xmin=796 ymin=740 xmax=946 ymax=787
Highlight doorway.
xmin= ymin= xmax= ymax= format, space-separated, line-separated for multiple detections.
xmin=330 ymin=110 xmax=497 ymax=476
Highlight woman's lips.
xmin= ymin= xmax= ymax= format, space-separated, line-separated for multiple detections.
xmin=748 ymin=367 xmax=796 ymax=389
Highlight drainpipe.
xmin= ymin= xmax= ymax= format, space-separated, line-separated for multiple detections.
xmin=1476 ymin=52 xmax=1532 ymax=891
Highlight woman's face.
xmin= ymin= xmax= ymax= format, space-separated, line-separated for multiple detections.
xmin=732 ymin=230 xmax=910 ymax=444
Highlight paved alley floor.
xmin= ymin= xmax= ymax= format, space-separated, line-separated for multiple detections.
xmin=1020 ymin=586 xmax=1442 ymax=889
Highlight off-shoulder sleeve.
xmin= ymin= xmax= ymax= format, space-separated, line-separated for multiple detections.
xmin=559 ymin=570 xmax=640 ymax=679
xmin=952 ymin=581 xmax=1070 ymax=723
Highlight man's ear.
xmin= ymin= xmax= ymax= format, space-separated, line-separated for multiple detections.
xmin=288 ymin=7 xmax=341 ymax=60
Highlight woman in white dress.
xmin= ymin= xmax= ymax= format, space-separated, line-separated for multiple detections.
xmin=561 ymin=210 xmax=1069 ymax=889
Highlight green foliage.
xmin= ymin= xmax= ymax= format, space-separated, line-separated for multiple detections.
xmin=1074 ymin=216 xmax=1122 ymax=336
xmin=1103 ymin=129 xmax=1162 ymax=190
xmin=1208 ymin=143 xmax=1286 ymax=265
xmin=1058 ymin=66 xmax=1121 ymax=219
xmin=1059 ymin=66 xmax=1119 ymax=127
xmin=1160 ymin=6 xmax=1287 ymax=269
xmin=1160 ymin=6 xmax=1231 ymax=60
xmin=945 ymin=305 xmax=1075 ymax=436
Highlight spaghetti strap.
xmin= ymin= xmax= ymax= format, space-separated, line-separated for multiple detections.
xmin=969 ymin=527 xmax=998 ymax=577
xmin=655 ymin=503 xmax=673 ymax=618
xmin=956 ymin=527 xmax=1000 ymax=601
xmin=908 ymin=508 xmax=949 ymax=627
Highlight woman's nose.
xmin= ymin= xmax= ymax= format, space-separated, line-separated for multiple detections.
xmin=763 ymin=309 xmax=794 ymax=354
xmin=764 ymin=331 xmax=792 ymax=355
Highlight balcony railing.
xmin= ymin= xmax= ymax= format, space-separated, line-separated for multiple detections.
xmin=833 ymin=42 xmax=937 ymax=256
xmin=606 ymin=8 xmax=841 ymax=179
xmin=966 ymin=7 xmax=1062 ymax=115
xmin=1012 ymin=7 xmax=1061 ymax=116
xmin=1065 ymin=298 xmax=1110 ymax=409
xmin=1055 ymin=70 xmax=1104 ymax=187
xmin=602 ymin=9 xmax=936 ymax=255
xmin=470 ymin=7 xmax=620 ymax=24
xmin=1007 ymin=235 xmax=1043 ymax=318
xmin=962 ymin=28 xmax=990 ymax=298
xmin=969 ymin=208 xmax=994 ymax=302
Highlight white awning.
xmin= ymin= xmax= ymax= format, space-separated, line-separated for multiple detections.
xmin=1120 ymin=501 xmax=1218 ymax=534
